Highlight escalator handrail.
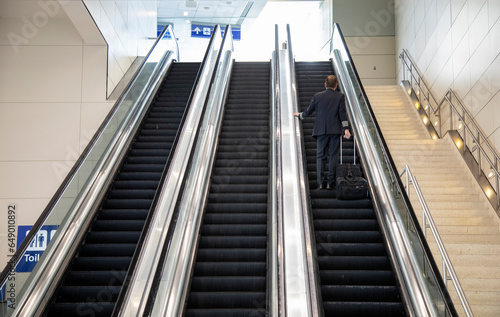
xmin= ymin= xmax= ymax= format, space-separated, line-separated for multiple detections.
xmin=274 ymin=25 xmax=314 ymax=317
xmin=8 ymin=30 xmax=180 ymax=316
xmin=330 ymin=23 xmax=457 ymax=316
xmin=269 ymin=24 xmax=281 ymax=317
xmin=147 ymin=25 xmax=235 ymax=317
xmin=285 ymin=24 xmax=322 ymax=317
xmin=0 ymin=25 xmax=178 ymax=293
xmin=112 ymin=26 xmax=226 ymax=316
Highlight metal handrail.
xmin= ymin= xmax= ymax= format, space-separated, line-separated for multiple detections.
xmin=7 ymin=33 xmax=178 ymax=316
xmin=400 ymin=165 xmax=473 ymax=317
xmin=270 ymin=24 xmax=282 ymax=317
xmin=400 ymin=49 xmax=500 ymax=208
xmin=148 ymin=25 xmax=234 ymax=317
xmin=0 ymin=25 xmax=178 ymax=301
xmin=274 ymin=24 xmax=316 ymax=317
xmin=115 ymin=25 xmax=226 ymax=317
xmin=331 ymin=23 xmax=457 ymax=316
xmin=286 ymin=23 xmax=321 ymax=317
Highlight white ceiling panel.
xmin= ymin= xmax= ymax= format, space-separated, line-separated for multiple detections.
xmin=158 ymin=0 xmax=268 ymax=26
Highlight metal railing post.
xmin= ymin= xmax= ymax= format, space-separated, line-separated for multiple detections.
xmin=399 ymin=166 xmax=474 ymax=317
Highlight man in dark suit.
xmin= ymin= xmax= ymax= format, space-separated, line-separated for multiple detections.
xmin=294 ymin=75 xmax=351 ymax=189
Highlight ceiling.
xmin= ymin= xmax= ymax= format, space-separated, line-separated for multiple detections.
xmin=157 ymin=0 xmax=269 ymax=26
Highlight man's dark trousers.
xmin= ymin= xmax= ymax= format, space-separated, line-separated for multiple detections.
xmin=316 ymin=133 xmax=341 ymax=187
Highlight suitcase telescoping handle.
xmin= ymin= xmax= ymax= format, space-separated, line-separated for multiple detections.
xmin=340 ymin=135 xmax=356 ymax=165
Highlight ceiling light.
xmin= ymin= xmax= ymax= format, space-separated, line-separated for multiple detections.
xmin=183 ymin=11 xmax=188 ymax=16
xmin=185 ymin=0 xmax=197 ymax=8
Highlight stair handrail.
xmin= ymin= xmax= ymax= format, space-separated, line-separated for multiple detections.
xmin=400 ymin=49 xmax=500 ymax=208
xmin=400 ymin=165 xmax=473 ymax=317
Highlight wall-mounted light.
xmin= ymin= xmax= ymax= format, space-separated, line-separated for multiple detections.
xmin=488 ymin=167 xmax=495 ymax=179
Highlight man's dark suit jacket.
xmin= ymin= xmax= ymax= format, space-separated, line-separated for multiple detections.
xmin=299 ymin=88 xmax=348 ymax=136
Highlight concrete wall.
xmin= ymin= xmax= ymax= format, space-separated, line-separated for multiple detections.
xmin=395 ymin=0 xmax=500 ymax=156
xmin=334 ymin=0 xmax=397 ymax=85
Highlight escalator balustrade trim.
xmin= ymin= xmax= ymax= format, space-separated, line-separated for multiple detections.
xmin=43 ymin=62 xmax=200 ymax=317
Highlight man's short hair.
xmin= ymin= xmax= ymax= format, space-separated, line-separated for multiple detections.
xmin=325 ymin=75 xmax=337 ymax=88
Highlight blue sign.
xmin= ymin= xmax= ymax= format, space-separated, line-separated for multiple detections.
xmin=16 ymin=225 xmax=58 ymax=272
xmin=223 ymin=26 xmax=241 ymax=41
xmin=157 ymin=25 xmax=173 ymax=39
xmin=191 ymin=24 xmax=240 ymax=40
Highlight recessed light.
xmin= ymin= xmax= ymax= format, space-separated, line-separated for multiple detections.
xmin=183 ymin=11 xmax=188 ymax=16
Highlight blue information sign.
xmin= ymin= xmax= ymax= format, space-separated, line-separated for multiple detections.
xmin=191 ymin=24 xmax=240 ymax=40
xmin=16 ymin=225 xmax=58 ymax=272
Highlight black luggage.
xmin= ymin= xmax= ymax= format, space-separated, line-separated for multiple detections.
xmin=336 ymin=136 xmax=368 ymax=200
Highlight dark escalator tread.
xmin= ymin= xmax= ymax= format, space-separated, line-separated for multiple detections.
xmin=185 ymin=62 xmax=270 ymax=315
xmin=44 ymin=62 xmax=200 ymax=316
xmin=47 ymin=303 xmax=115 ymax=317
xmin=185 ymin=309 xmax=267 ymax=317
xmin=323 ymin=301 xmax=406 ymax=317
xmin=295 ymin=62 xmax=406 ymax=316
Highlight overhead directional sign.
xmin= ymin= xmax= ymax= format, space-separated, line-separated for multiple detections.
xmin=191 ymin=24 xmax=241 ymax=40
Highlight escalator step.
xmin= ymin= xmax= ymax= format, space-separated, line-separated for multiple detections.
xmin=321 ymin=285 xmax=401 ymax=302
xmin=323 ymin=301 xmax=405 ymax=317
xmin=189 ymin=276 xmax=266 ymax=291
xmin=63 ymin=271 xmax=127 ymax=286
xmin=72 ymin=257 xmax=132 ymax=271
xmin=320 ymin=270 xmax=396 ymax=286
xmin=55 ymin=286 xmax=121 ymax=302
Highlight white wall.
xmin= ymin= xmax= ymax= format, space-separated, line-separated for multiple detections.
xmin=334 ymin=0 xmax=397 ymax=85
xmin=395 ymin=0 xmax=500 ymax=152
xmin=0 ymin=0 xmax=157 ymax=268
xmin=83 ymin=0 xmax=158 ymax=96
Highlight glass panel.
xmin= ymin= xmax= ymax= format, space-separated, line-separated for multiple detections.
xmin=0 ymin=26 xmax=178 ymax=316
xmin=331 ymin=24 xmax=453 ymax=316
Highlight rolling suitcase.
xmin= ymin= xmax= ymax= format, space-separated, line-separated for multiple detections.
xmin=336 ymin=136 xmax=368 ymax=200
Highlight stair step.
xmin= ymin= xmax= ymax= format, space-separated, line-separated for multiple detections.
xmin=367 ymin=84 xmax=500 ymax=317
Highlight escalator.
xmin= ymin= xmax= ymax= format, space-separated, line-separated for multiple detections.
xmin=43 ymin=62 xmax=200 ymax=316
xmin=295 ymin=62 xmax=406 ymax=316
xmin=184 ymin=62 xmax=270 ymax=317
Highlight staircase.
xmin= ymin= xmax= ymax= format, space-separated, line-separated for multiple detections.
xmin=366 ymin=85 xmax=500 ymax=317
